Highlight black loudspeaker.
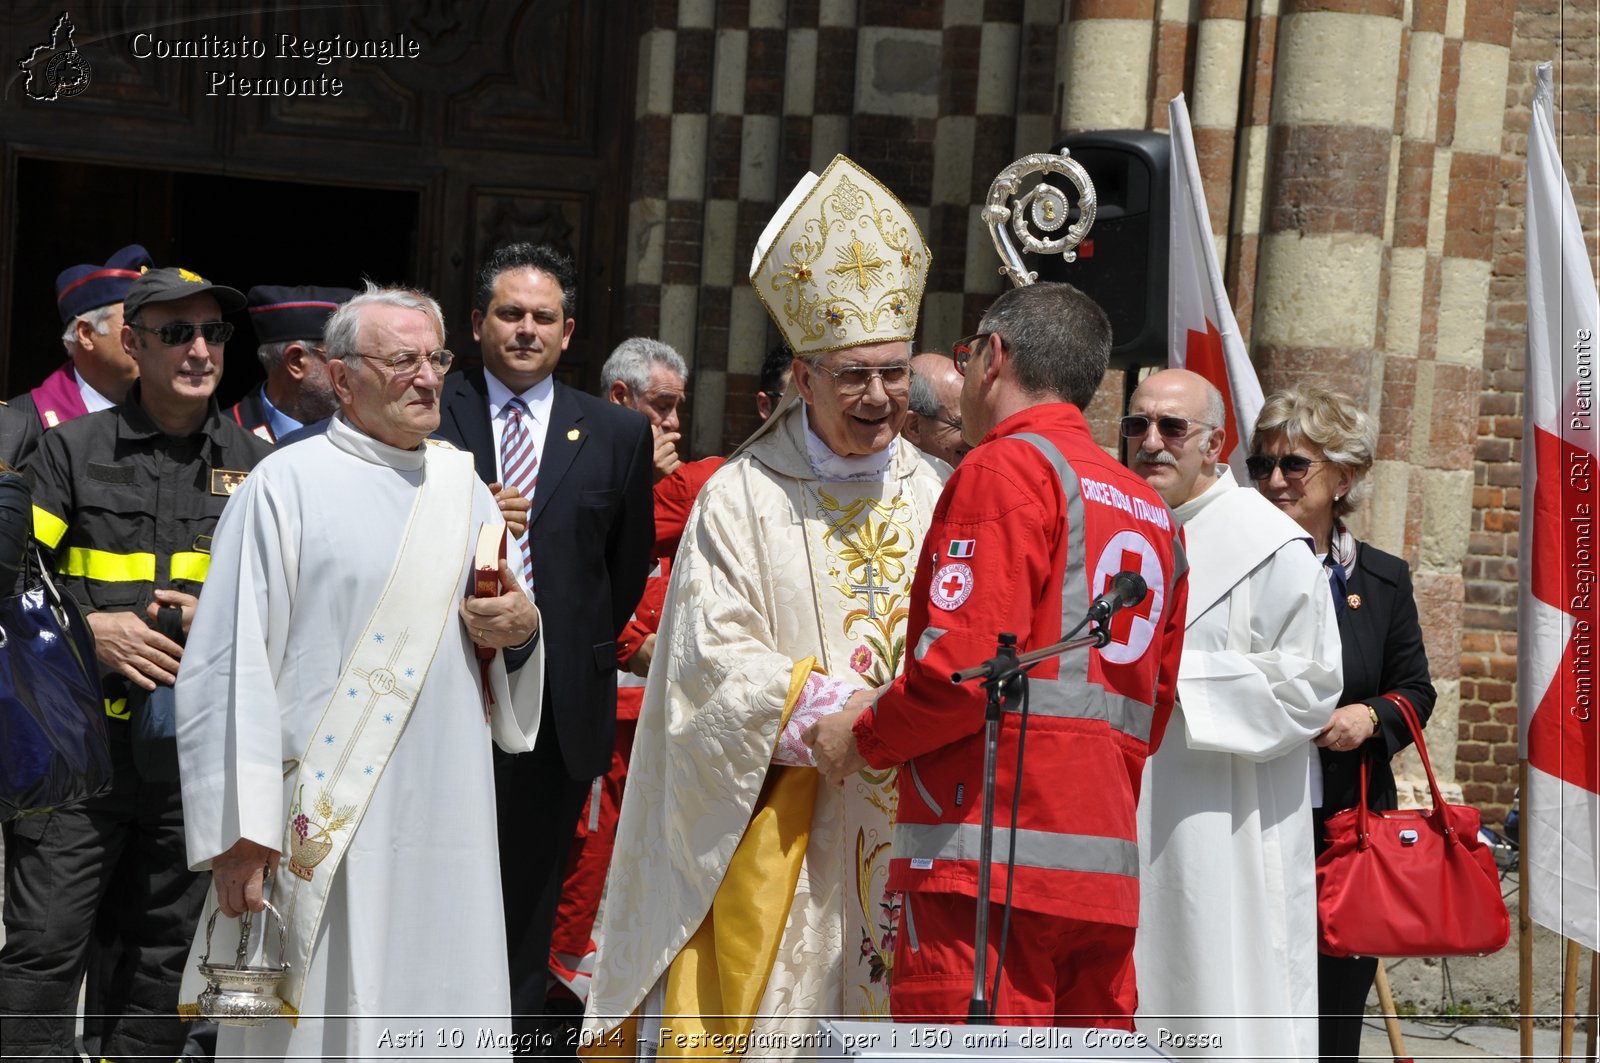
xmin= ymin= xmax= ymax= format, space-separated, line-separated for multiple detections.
xmin=1034 ymin=131 xmax=1171 ymax=371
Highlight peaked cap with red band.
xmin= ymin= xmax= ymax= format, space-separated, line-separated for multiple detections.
xmin=54 ymin=243 xmax=153 ymax=323
xmin=246 ymin=284 xmax=359 ymax=344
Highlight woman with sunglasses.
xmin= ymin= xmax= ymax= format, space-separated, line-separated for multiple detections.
xmin=1249 ymin=386 xmax=1436 ymax=1061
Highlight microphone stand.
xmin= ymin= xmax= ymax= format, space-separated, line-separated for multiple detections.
xmin=950 ymin=619 xmax=1109 ymax=1024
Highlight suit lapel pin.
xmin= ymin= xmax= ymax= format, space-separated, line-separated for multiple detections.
xmin=1346 ymin=593 xmax=1362 ymax=610
xmin=567 ymin=428 xmax=581 ymax=441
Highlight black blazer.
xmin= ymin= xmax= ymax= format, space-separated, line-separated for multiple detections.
xmin=436 ymin=366 xmax=655 ymax=779
xmin=225 ymin=385 xmax=275 ymax=443
xmin=0 ymin=400 xmax=41 ymax=470
xmin=1316 ymin=540 xmax=1437 ymax=839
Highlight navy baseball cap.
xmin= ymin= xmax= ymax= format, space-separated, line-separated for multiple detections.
xmin=55 ymin=244 xmax=152 ymax=323
xmin=122 ymin=266 xmax=246 ymax=322
xmin=247 ymin=285 xmax=358 ymax=344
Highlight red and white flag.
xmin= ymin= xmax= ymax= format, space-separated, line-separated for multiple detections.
xmin=1167 ymin=95 xmax=1264 ymax=482
xmin=1519 ymin=61 xmax=1600 ymax=952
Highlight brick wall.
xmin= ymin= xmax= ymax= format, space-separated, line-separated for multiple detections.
xmin=1459 ymin=0 xmax=1597 ymax=825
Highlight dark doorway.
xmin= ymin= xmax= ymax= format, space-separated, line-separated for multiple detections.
xmin=7 ymin=159 xmax=420 ymax=406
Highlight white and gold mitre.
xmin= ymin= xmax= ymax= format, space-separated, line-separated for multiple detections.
xmin=749 ymin=155 xmax=930 ymax=356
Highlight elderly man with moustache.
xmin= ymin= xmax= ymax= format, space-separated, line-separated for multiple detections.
xmin=1125 ymin=367 xmax=1342 ymax=1059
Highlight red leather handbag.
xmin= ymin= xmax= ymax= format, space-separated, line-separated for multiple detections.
xmin=1316 ymin=694 xmax=1510 ymax=958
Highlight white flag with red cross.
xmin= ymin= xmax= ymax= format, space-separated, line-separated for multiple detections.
xmin=1518 ymin=61 xmax=1600 ymax=951
xmin=1167 ymin=95 xmax=1264 ymax=483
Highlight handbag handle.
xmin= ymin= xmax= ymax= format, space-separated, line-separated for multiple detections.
xmin=1355 ymin=694 xmax=1453 ymax=848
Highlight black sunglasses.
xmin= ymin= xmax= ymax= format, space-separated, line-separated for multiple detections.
xmin=1245 ymin=454 xmax=1326 ymax=481
xmin=1119 ymin=414 xmax=1213 ymax=440
xmin=129 ymin=320 xmax=235 ymax=347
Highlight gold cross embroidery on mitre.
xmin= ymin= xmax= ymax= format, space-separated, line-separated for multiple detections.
xmin=830 ymin=238 xmax=886 ymax=292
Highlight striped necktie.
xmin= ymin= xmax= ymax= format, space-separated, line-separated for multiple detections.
xmin=500 ymin=397 xmax=538 ymax=586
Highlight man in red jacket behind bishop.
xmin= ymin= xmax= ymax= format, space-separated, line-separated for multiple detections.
xmin=808 ymin=282 xmax=1189 ymax=1028
xmin=547 ymin=337 xmax=723 ymax=1005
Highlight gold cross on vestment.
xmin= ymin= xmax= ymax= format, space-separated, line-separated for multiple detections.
xmin=831 ymin=239 xmax=885 ymax=292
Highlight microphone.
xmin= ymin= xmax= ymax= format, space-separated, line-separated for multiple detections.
xmin=1087 ymin=571 xmax=1148 ymax=624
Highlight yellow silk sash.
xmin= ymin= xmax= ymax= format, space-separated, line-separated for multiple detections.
xmin=587 ymin=657 xmax=821 ymax=1060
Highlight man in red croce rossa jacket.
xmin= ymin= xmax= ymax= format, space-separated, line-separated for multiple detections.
xmin=809 ymin=282 xmax=1188 ymax=1028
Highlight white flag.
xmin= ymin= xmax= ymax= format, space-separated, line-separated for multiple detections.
xmin=1518 ymin=61 xmax=1600 ymax=951
xmin=1167 ymin=94 xmax=1264 ymax=482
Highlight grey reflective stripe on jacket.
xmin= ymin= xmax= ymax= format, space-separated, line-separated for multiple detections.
xmin=1008 ymin=433 xmax=1154 ymax=744
xmin=895 ymin=821 xmax=1140 ymax=878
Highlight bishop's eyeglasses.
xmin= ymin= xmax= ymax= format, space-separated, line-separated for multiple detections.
xmin=810 ymin=361 xmax=913 ymax=396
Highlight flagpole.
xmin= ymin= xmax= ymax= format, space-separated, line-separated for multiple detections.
xmin=1562 ymin=938 xmax=1581 ymax=1059
xmin=1522 ymin=758 xmax=1535 ymax=1063
xmin=1585 ymin=947 xmax=1596 ymax=1061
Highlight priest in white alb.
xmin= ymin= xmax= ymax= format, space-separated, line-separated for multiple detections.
xmin=584 ymin=156 xmax=947 ymax=1058
xmin=174 ymin=284 xmax=544 ymax=1060
xmin=1125 ymin=368 xmax=1341 ymax=1060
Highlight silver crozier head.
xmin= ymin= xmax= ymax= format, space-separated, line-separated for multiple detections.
xmin=982 ymin=149 xmax=1098 ymax=288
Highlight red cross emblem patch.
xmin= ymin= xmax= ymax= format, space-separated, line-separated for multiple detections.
xmin=930 ymin=562 xmax=974 ymax=611
xmin=1090 ymin=530 xmax=1164 ymax=664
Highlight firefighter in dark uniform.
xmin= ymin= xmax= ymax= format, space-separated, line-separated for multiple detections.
xmin=226 ymin=284 xmax=355 ymax=443
xmin=0 ymin=266 xmax=271 ymax=1061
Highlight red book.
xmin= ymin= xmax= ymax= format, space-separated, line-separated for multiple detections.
xmin=474 ymin=520 xmax=507 ymax=604
xmin=472 ymin=520 xmax=507 ymax=717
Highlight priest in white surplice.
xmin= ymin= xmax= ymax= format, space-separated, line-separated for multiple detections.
xmin=1126 ymin=369 xmax=1341 ymax=1061
xmin=584 ymin=156 xmax=946 ymax=1058
xmin=173 ymin=285 xmax=544 ymax=1061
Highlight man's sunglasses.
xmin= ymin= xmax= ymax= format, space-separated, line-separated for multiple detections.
xmin=1245 ymin=454 xmax=1326 ymax=481
xmin=129 ymin=321 xmax=235 ymax=346
xmin=1119 ymin=414 xmax=1213 ymax=440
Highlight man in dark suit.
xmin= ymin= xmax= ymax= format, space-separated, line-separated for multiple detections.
xmin=436 ymin=243 xmax=654 ymax=1035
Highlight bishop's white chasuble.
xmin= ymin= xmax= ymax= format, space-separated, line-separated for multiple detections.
xmin=586 ymin=403 xmax=946 ymax=1058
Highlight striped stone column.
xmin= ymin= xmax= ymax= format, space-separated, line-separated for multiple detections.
xmin=811 ymin=0 xmax=859 ymax=168
xmin=924 ymin=3 xmax=988 ymax=350
xmin=1189 ymin=0 xmax=1251 ymax=244
xmin=720 ymin=0 xmax=789 ymax=448
xmin=1060 ymin=0 xmax=1157 ymax=133
xmin=622 ymin=8 xmax=679 ymax=339
xmin=1407 ymin=0 xmax=1512 ymax=785
xmin=962 ymin=6 xmax=1025 ymax=332
xmin=1149 ymin=0 xmax=1195 ymax=131
xmin=655 ymin=0 xmax=714 ymax=452
xmin=1252 ymin=0 xmax=1403 ymax=401
xmin=1221 ymin=0 xmax=1284 ymax=339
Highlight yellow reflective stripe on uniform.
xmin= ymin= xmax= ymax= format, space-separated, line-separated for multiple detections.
xmin=64 ymin=547 xmax=156 ymax=582
xmin=105 ymin=698 xmax=129 ymax=720
xmin=169 ymin=552 xmax=210 ymax=582
xmin=31 ymin=505 xmax=68 ymax=549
